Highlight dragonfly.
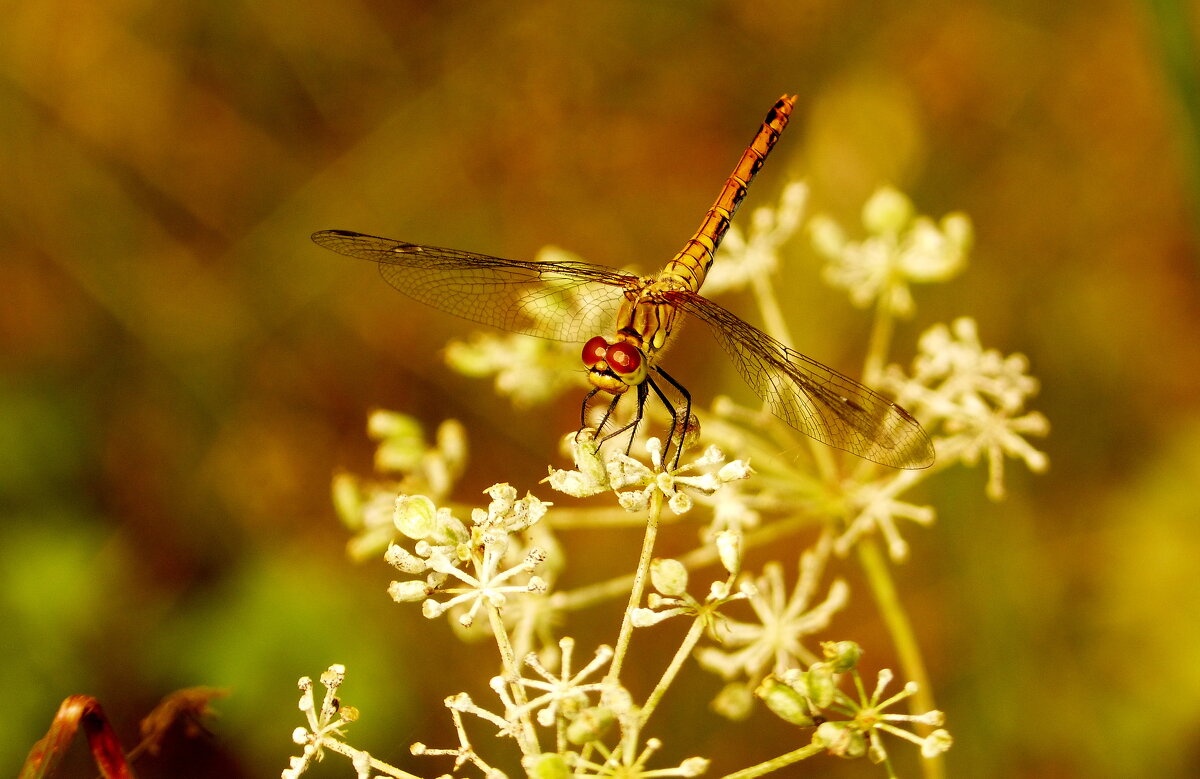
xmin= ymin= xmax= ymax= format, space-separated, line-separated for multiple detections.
xmin=313 ymin=95 xmax=935 ymax=470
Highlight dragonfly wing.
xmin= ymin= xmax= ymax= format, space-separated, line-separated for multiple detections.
xmin=666 ymin=291 xmax=935 ymax=469
xmin=312 ymin=230 xmax=635 ymax=342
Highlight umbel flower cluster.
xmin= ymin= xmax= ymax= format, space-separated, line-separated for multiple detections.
xmin=287 ymin=183 xmax=1047 ymax=778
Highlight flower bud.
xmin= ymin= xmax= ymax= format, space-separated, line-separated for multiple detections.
xmin=367 ymin=409 xmax=418 ymax=438
xmin=815 ymin=721 xmax=866 ymax=758
xmin=821 ymin=640 xmax=863 ymax=672
xmin=922 ymin=728 xmax=954 ymax=757
xmin=394 ymin=495 xmax=437 ymax=539
xmin=650 ymin=558 xmax=688 ymax=596
xmin=330 ymin=472 xmax=362 ymax=529
xmin=800 ymin=662 xmax=837 ymax=709
xmin=755 ymin=676 xmax=814 ymax=726
xmin=715 ymin=530 xmax=742 ymax=575
xmin=711 ymin=682 xmax=754 ymax=721
xmin=862 ymin=186 xmax=913 ymax=234
xmin=566 ymin=706 xmax=615 ymax=745
xmin=385 ymin=544 xmax=427 ymax=574
xmin=388 ymin=579 xmax=429 ymax=603
xmin=523 ymin=753 xmax=569 ymax=779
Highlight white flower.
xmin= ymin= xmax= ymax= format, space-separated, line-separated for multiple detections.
xmin=812 ymin=186 xmax=971 ymax=316
xmin=282 ymin=665 xmax=367 ymax=779
xmin=884 ymin=317 xmax=1049 ymax=499
xmin=696 ymin=536 xmax=848 ymax=684
xmin=547 ymin=433 xmax=752 ymax=515
xmin=809 ymin=667 xmax=952 ymax=764
xmin=385 ymin=488 xmax=551 ymax=628
xmin=445 ymin=332 xmax=581 ymax=408
xmin=510 ymin=638 xmax=614 ymax=727
xmin=334 ymin=413 xmax=468 ymax=561
xmin=836 ymin=477 xmax=936 ymax=562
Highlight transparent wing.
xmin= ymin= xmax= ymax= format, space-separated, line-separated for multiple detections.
xmin=312 ymin=229 xmax=637 ymax=342
xmin=666 ymin=290 xmax=935 ymax=469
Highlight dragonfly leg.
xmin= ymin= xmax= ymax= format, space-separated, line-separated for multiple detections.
xmin=580 ymin=387 xmax=603 ymax=429
xmin=595 ymin=381 xmax=648 ymax=455
xmin=652 ymin=366 xmax=693 ymax=469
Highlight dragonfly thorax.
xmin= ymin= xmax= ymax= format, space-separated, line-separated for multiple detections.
xmin=620 ymin=282 xmax=686 ymax=354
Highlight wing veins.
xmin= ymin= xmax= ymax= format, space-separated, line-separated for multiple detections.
xmin=665 ymin=291 xmax=934 ymax=468
xmin=314 ymin=229 xmax=635 ymax=342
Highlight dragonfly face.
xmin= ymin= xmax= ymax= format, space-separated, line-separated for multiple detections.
xmin=581 ymin=336 xmax=645 ymax=393
xmin=311 ymin=94 xmax=936 ymax=470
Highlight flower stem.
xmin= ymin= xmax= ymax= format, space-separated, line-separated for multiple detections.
xmin=855 ymin=534 xmax=943 ymax=779
xmin=320 ymin=739 xmax=423 ymax=779
xmin=863 ymin=294 xmax=895 ymax=386
xmin=607 ymin=487 xmax=663 ymax=682
xmin=555 ymin=514 xmax=811 ymax=612
xmin=751 ymin=271 xmax=796 ymax=349
xmin=719 ymin=742 xmax=824 ymax=778
xmin=486 ymin=602 xmax=540 ymax=755
xmin=639 ymin=613 xmax=707 ymax=727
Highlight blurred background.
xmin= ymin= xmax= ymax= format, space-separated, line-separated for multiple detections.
xmin=4 ymin=1 xmax=1200 ymax=777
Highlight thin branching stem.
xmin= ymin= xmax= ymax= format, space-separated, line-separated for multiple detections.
xmin=863 ymin=293 xmax=895 ymax=386
xmin=719 ymin=742 xmax=825 ymax=778
xmin=319 ymin=740 xmax=422 ymax=779
xmin=554 ymin=514 xmax=813 ymax=613
xmin=639 ymin=614 xmax=707 ymax=728
xmin=751 ymin=270 xmax=796 ymax=349
xmin=855 ymin=535 xmax=943 ymax=779
xmin=607 ymin=487 xmax=663 ymax=682
xmin=486 ymin=602 xmax=540 ymax=755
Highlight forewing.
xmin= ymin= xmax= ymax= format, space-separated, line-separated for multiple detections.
xmin=312 ymin=230 xmax=635 ymax=342
xmin=666 ymin=291 xmax=935 ymax=469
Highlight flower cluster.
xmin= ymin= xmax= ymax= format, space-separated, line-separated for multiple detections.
xmin=629 ymin=535 xmax=748 ymax=630
xmin=810 ymin=185 xmax=971 ymax=317
xmin=696 ymin=535 xmax=850 ymax=718
xmin=883 ymin=317 xmax=1050 ymax=499
xmin=757 ymin=642 xmax=952 ymax=766
xmin=284 ymin=666 xmax=396 ymax=779
xmin=547 ymin=432 xmax=753 ymax=514
xmin=387 ymin=484 xmax=550 ymax=629
xmin=332 ymin=411 xmax=468 ymax=561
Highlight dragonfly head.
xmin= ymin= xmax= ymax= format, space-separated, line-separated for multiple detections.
xmin=582 ymin=336 xmax=647 ymax=393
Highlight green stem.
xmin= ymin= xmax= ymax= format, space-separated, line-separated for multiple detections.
xmin=751 ymin=271 xmax=796 ymax=349
xmin=862 ymin=294 xmax=894 ymax=386
xmin=555 ymin=514 xmax=812 ymax=612
xmin=719 ymin=742 xmax=824 ymax=778
xmin=606 ymin=488 xmax=662 ymax=682
xmin=486 ymin=603 xmax=540 ymax=755
xmin=1144 ymin=0 xmax=1200 ymax=244
xmin=855 ymin=535 xmax=943 ymax=779
xmin=639 ymin=614 xmax=707 ymax=728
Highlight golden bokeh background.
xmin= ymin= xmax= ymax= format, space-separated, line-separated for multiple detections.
xmin=4 ymin=1 xmax=1200 ymax=777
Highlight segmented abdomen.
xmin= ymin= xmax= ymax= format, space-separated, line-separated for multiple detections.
xmin=662 ymin=94 xmax=796 ymax=292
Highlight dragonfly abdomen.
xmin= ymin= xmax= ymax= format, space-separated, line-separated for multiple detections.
xmin=661 ymin=94 xmax=797 ymax=292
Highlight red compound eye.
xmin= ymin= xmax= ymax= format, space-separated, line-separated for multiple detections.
xmin=581 ymin=336 xmax=610 ymax=367
xmin=604 ymin=342 xmax=642 ymax=375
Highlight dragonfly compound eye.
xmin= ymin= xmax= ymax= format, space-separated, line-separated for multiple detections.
xmin=604 ymin=342 xmax=643 ymax=375
xmin=581 ymin=336 xmax=611 ymax=368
